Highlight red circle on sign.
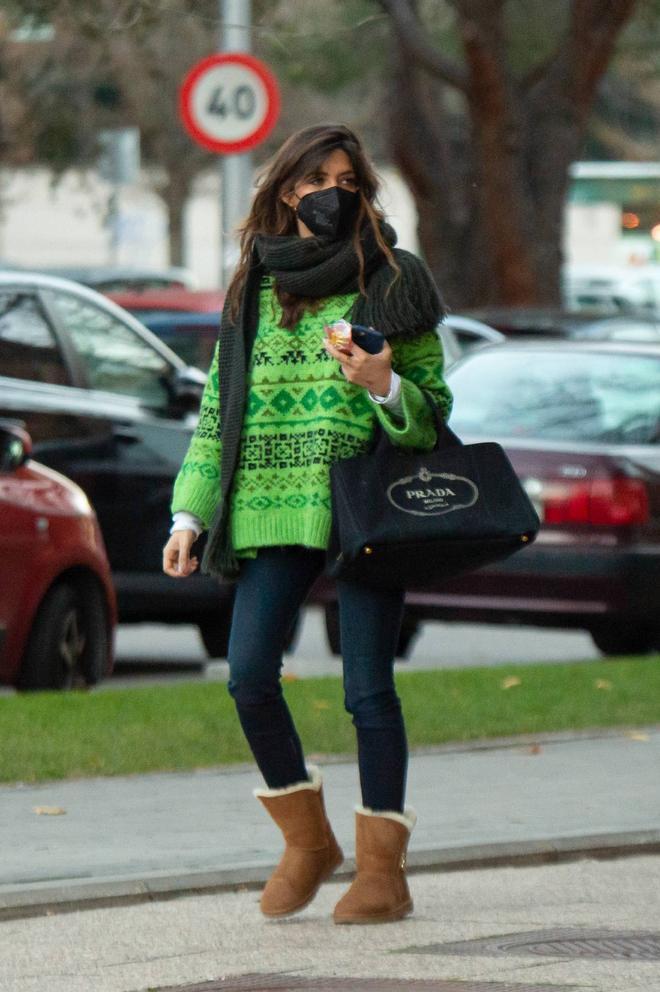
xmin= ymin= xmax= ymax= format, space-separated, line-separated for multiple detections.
xmin=179 ymin=53 xmax=280 ymax=155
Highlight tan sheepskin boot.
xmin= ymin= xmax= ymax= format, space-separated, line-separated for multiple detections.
xmin=254 ymin=765 xmax=343 ymax=917
xmin=333 ymin=805 xmax=416 ymax=924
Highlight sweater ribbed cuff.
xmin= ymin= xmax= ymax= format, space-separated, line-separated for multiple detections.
xmin=171 ymin=484 xmax=221 ymax=531
xmin=374 ymin=376 xmax=436 ymax=449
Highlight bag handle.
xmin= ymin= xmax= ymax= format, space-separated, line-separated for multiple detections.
xmin=368 ymin=387 xmax=462 ymax=454
xmin=421 ymin=388 xmax=463 ymax=450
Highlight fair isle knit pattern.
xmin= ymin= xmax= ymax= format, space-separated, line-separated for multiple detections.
xmin=171 ymin=281 xmax=453 ymax=556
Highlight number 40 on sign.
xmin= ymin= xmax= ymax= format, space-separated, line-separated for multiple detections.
xmin=179 ymin=52 xmax=281 ymax=155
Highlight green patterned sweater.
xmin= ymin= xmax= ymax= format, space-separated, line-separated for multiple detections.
xmin=171 ymin=280 xmax=453 ymax=555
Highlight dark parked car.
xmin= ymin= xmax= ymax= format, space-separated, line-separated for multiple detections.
xmin=133 ymin=311 xmax=220 ymax=371
xmin=385 ymin=340 xmax=659 ymax=657
xmin=0 ymin=420 xmax=116 ymax=690
xmin=0 ymin=272 xmax=234 ymax=656
xmin=462 ymin=306 xmax=660 ymax=342
xmin=35 ymin=266 xmax=199 ymax=293
xmin=108 ymin=289 xmax=225 ymax=372
xmin=121 ymin=298 xmax=502 ymax=375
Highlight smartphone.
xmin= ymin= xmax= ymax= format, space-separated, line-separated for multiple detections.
xmin=350 ymin=324 xmax=385 ymax=354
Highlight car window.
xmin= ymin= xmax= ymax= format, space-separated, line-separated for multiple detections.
xmin=49 ymin=291 xmax=172 ymax=407
xmin=448 ymin=350 xmax=660 ymax=444
xmin=452 ymin=327 xmax=502 ymax=352
xmin=0 ymin=291 xmax=69 ymax=385
xmin=452 ymin=329 xmax=478 ymax=352
xmin=436 ymin=325 xmax=461 ymax=367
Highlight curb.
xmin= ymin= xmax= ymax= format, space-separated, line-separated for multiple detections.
xmin=2 ymin=829 xmax=659 ymax=921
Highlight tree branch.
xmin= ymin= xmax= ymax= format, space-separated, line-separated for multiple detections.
xmin=378 ymin=0 xmax=469 ymax=91
xmin=523 ymin=0 xmax=638 ymax=96
xmin=452 ymin=1 xmax=510 ymax=113
xmin=569 ymin=0 xmax=638 ymax=105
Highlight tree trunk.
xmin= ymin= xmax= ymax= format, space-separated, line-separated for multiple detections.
xmin=387 ymin=49 xmax=476 ymax=308
xmin=386 ymin=34 xmax=503 ymax=310
xmin=381 ymin=0 xmax=638 ymax=309
xmin=457 ymin=5 xmax=542 ymax=305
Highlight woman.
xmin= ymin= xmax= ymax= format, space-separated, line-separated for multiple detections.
xmin=163 ymin=123 xmax=452 ymax=924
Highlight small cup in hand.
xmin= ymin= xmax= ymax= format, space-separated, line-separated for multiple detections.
xmin=324 ymin=318 xmax=353 ymax=354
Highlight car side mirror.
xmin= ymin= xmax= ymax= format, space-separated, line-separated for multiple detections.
xmin=168 ymin=365 xmax=207 ymax=412
xmin=0 ymin=421 xmax=32 ymax=472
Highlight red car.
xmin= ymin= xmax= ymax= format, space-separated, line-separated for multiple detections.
xmin=0 ymin=421 xmax=116 ymax=691
xmin=107 ymin=288 xmax=224 ymax=317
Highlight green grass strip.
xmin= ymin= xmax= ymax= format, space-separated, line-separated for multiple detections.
xmin=1 ymin=655 xmax=659 ymax=784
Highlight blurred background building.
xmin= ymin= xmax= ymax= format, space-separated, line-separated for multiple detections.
xmin=2 ymin=160 xmax=659 ymax=289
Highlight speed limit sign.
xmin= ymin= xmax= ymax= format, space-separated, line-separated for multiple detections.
xmin=179 ymin=53 xmax=280 ymax=154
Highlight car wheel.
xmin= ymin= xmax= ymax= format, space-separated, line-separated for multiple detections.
xmin=589 ymin=623 xmax=658 ymax=657
xmin=323 ymin=603 xmax=419 ymax=659
xmin=17 ymin=580 xmax=108 ymax=692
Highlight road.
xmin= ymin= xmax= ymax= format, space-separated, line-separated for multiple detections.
xmin=107 ymin=607 xmax=601 ymax=688
xmin=0 ymin=609 xmax=604 ymax=697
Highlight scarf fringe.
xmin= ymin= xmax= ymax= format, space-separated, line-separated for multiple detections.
xmin=352 ymin=248 xmax=444 ymax=340
xmin=201 ymin=503 xmax=241 ymax=580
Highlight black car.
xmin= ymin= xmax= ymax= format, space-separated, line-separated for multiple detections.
xmin=0 ymin=272 xmax=234 ymax=656
xmin=462 ymin=306 xmax=660 ymax=341
xmin=133 ymin=307 xmax=504 ymax=374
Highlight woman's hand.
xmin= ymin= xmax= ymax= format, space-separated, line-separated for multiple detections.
xmin=163 ymin=531 xmax=199 ymax=578
xmin=324 ymin=338 xmax=393 ymax=396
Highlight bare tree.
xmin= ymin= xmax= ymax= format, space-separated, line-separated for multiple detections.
xmin=102 ymin=9 xmax=214 ymax=266
xmin=379 ymin=0 xmax=639 ymax=307
xmin=1 ymin=1 xmax=219 ymax=266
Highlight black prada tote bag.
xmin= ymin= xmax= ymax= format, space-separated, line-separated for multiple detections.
xmin=326 ymin=396 xmax=540 ymax=589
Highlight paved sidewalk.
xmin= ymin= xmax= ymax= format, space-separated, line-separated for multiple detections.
xmin=1 ymin=726 xmax=659 ymax=917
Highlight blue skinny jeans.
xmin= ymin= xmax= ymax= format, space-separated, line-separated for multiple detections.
xmin=227 ymin=546 xmax=407 ymax=812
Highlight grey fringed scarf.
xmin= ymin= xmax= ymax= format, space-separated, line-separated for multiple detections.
xmin=201 ymin=223 xmax=444 ymax=580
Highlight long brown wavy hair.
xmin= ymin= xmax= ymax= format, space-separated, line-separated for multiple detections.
xmin=225 ymin=123 xmax=399 ymax=330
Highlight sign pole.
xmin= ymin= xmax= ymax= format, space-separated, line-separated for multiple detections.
xmin=220 ymin=0 xmax=252 ymax=290
xmin=179 ymin=40 xmax=280 ymax=290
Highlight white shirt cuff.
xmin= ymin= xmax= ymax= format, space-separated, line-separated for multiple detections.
xmin=368 ymin=371 xmax=403 ymax=416
xmin=170 ymin=511 xmax=204 ymax=538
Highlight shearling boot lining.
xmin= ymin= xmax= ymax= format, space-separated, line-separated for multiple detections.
xmin=253 ymin=764 xmax=321 ymax=799
xmin=356 ymin=805 xmax=417 ymax=832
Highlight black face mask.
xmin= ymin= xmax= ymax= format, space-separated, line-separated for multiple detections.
xmin=296 ymin=186 xmax=360 ymax=239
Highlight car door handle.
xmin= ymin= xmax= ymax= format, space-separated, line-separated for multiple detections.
xmin=113 ymin=427 xmax=141 ymax=445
